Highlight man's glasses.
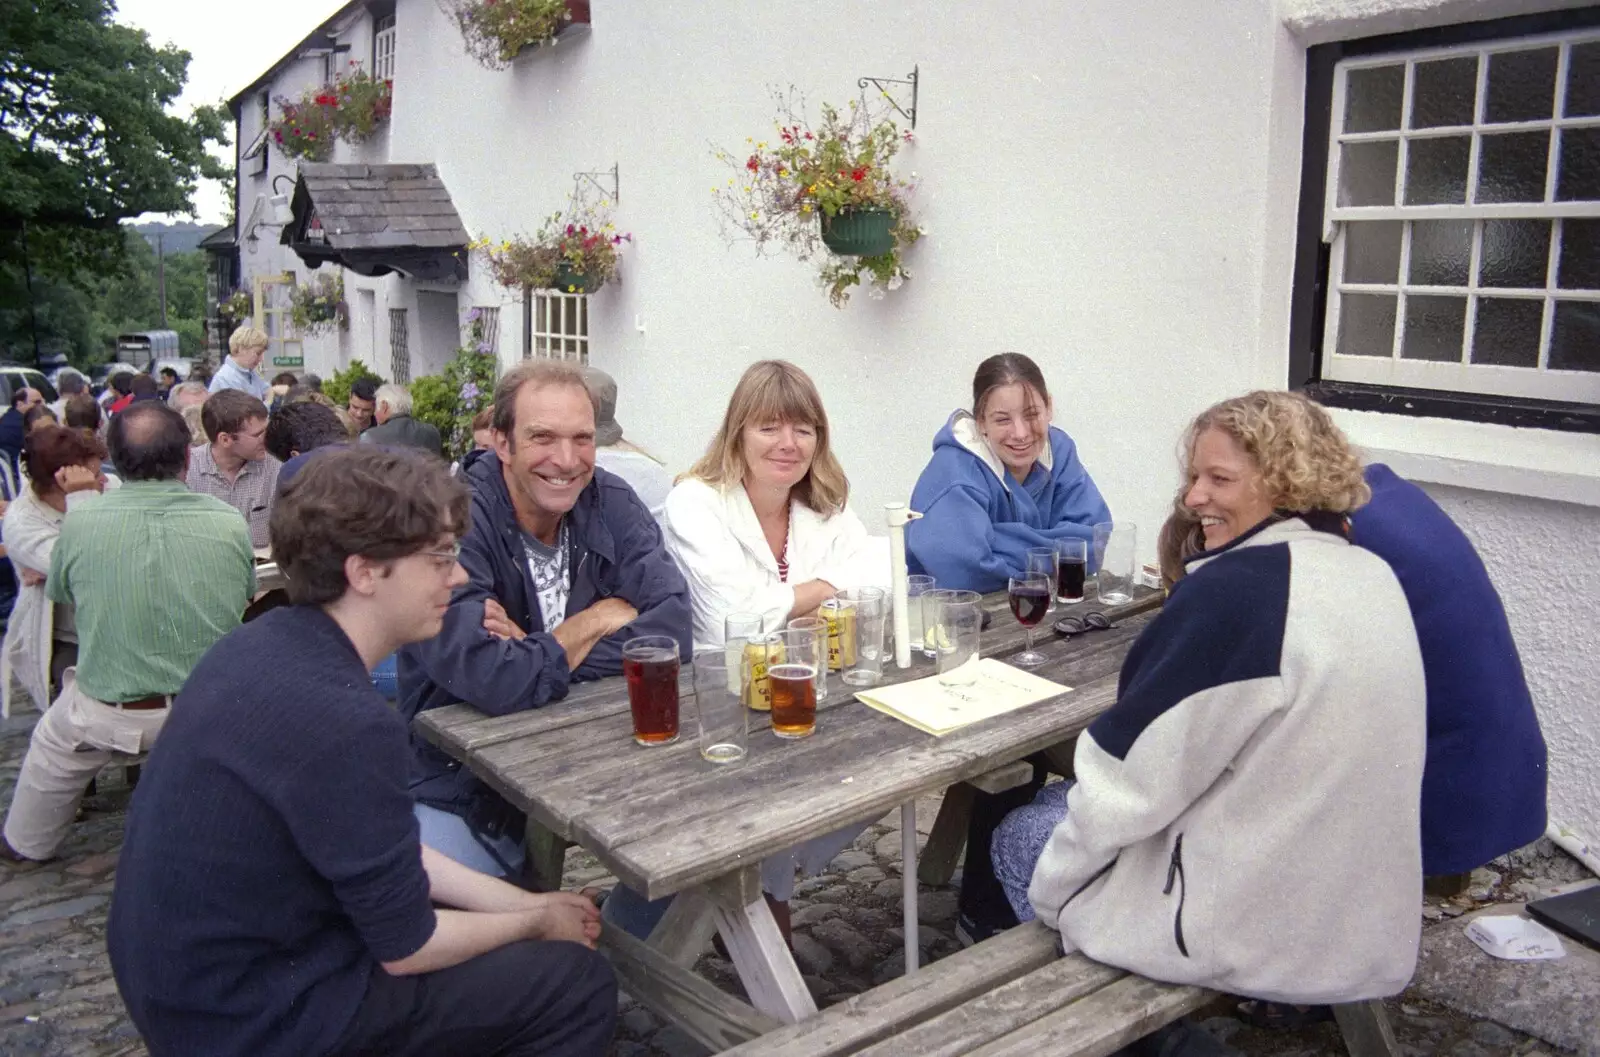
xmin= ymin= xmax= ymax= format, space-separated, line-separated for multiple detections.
xmin=420 ymin=542 xmax=462 ymax=568
xmin=1052 ymin=611 xmax=1114 ymax=638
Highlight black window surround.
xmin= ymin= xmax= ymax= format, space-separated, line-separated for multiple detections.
xmin=1288 ymin=5 xmax=1600 ymax=434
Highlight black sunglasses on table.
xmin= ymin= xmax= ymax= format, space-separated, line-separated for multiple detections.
xmin=1052 ymin=611 xmax=1114 ymax=638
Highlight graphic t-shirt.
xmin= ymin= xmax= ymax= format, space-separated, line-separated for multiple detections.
xmin=521 ymin=519 xmax=570 ymax=633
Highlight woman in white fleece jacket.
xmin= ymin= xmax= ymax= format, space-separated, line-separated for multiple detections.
xmin=994 ymin=391 xmax=1427 ymax=1018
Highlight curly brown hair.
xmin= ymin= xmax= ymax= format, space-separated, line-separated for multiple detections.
xmin=1182 ymin=391 xmax=1370 ymax=516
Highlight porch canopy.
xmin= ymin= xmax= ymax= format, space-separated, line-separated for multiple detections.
xmin=281 ymin=163 xmax=469 ymax=281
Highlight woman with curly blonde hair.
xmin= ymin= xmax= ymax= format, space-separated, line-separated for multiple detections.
xmin=990 ymin=390 xmax=1428 ymax=1054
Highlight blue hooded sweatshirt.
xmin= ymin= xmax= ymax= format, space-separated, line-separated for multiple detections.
xmin=1349 ymin=464 xmax=1547 ymax=875
xmin=906 ymin=411 xmax=1111 ymax=594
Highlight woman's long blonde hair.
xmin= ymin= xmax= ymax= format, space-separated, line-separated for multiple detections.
xmin=686 ymin=360 xmax=850 ymax=515
xmin=1181 ymin=390 xmax=1370 ymax=515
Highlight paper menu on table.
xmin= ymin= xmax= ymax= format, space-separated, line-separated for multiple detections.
xmin=854 ymin=659 xmax=1072 ymax=736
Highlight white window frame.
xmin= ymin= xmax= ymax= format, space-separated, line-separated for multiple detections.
xmin=526 ymin=290 xmax=589 ymax=363
xmin=1321 ymin=27 xmax=1600 ymax=404
xmin=373 ymin=14 xmax=397 ymax=82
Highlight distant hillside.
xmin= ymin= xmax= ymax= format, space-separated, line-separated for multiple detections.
xmin=131 ymin=221 xmax=220 ymax=255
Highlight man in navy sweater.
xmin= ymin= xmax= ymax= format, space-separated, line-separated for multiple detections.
xmin=107 ymin=446 xmax=616 ymax=1057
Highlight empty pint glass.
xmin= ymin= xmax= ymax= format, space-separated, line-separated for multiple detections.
xmin=1093 ymin=522 xmax=1137 ymax=606
xmin=836 ymin=587 xmax=887 ymax=687
xmin=933 ymin=590 xmax=984 ymax=687
xmin=906 ymin=575 xmax=936 ymax=653
xmin=725 ymin=612 xmax=766 ymax=703
xmin=623 ymin=635 xmax=680 ymax=746
xmin=768 ymin=628 xmax=820 ymax=739
xmin=692 ymin=651 xmax=748 ymax=764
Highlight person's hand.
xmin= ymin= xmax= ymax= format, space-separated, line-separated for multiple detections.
xmin=482 ymin=598 xmax=526 ymax=641
xmin=55 ymin=465 xmax=102 ymax=495
xmin=19 ymin=568 xmax=45 ymax=588
xmin=522 ymin=890 xmax=603 ymax=948
xmin=587 ymin=597 xmax=639 ymax=636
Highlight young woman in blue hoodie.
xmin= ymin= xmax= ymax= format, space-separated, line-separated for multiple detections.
xmin=907 ymin=353 xmax=1111 ymax=593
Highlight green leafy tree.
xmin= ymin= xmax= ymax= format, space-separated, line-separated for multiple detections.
xmin=0 ymin=0 xmax=229 ymax=362
xmin=323 ymin=360 xmax=385 ymax=407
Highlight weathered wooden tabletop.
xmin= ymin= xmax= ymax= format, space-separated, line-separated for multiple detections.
xmin=415 ymin=586 xmax=1165 ymax=902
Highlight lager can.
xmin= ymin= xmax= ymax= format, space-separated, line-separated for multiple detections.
xmin=744 ymin=637 xmax=775 ymax=711
xmin=819 ymin=599 xmax=857 ymax=671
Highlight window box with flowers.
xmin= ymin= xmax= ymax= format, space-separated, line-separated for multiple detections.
xmin=713 ymin=91 xmax=922 ymax=307
xmin=288 ymin=272 xmax=349 ymax=336
xmin=474 ymin=203 xmax=631 ymax=294
xmin=270 ymin=64 xmax=393 ymax=163
xmin=439 ymin=0 xmax=591 ymax=70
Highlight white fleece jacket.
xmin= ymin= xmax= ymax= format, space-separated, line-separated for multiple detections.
xmin=1029 ymin=517 xmax=1427 ymax=1004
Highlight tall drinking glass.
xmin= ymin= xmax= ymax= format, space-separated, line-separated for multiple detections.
xmin=692 ymin=651 xmax=748 ymax=764
xmin=922 ymin=589 xmax=958 ymax=659
xmin=1025 ymin=548 xmax=1058 ymax=614
xmin=1055 ymin=538 xmax=1088 ymax=604
xmin=1093 ymin=522 xmax=1137 ymax=606
xmin=767 ymin=628 xmax=820 ymax=739
xmin=623 ymin=635 xmax=680 ymax=746
xmin=906 ymin=574 xmax=936 ymax=654
xmin=837 ymin=587 xmax=887 ymax=686
xmin=725 ymin=612 xmax=765 ymax=695
xmin=933 ymin=589 xmax=983 ymax=686
xmin=1008 ymin=574 xmax=1051 ymax=667
xmin=787 ymin=615 xmax=829 ymax=704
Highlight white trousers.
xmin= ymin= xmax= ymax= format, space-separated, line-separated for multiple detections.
xmin=3 ymin=670 xmax=169 ymax=860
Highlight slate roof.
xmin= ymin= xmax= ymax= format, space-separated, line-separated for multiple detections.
xmin=287 ymin=163 xmax=469 ymax=251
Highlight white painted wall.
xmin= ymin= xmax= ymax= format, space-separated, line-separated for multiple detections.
xmin=251 ymin=0 xmax=1598 ymax=845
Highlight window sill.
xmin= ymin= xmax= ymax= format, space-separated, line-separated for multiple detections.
xmin=1322 ymin=405 xmax=1600 ymax=509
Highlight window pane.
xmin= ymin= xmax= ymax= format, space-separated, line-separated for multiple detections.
xmin=1480 ymin=219 xmax=1551 ymax=289
xmin=1340 ymin=141 xmax=1399 ymax=206
xmin=1344 ymin=221 xmax=1403 ymax=284
xmin=1471 ymin=297 xmax=1544 ymax=367
xmin=1401 ymin=295 xmax=1467 ymax=361
xmin=1346 ymin=65 xmax=1404 ymax=132
xmin=1550 ymin=302 xmax=1600 ymax=371
xmin=1557 ymin=128 xmax=1600 ymax=201
xmin=1477 ymin=131 xmax=1549 ymax=203
xmin=1409 ymin=220 xmax=1473 ymax=286
xmin=1484 ymin=47 xmax=1558 ymax=124
xmin=1337 ymin=293 xmax=1397 ymax=357
xmin=1567 ymin=42 xmax=1600 ymax=118
xmin=1405 ymin=136 xmax=1470 ymax=204
xmin=1559 ymin=218 xmax=1600 ymax=290
xmin=1412 ymin=57 xmax=1478 ymax=128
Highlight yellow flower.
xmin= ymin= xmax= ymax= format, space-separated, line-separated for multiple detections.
xmin=749 ymin=211 xmax=759 ymax=219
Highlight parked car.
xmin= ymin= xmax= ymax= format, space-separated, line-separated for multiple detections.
xmin=0 ymin=364 xmax=59 ymax=406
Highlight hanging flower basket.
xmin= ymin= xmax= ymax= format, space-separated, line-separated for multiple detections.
xmin=820 ymin=207 xmax=896 ymax=257
xmin=440 ymin=0 xmax=588 ymax=69
xmin=270 ymin=64 xmax=392 ymax=162
xmin=550 ymin=263 xmax=604 ymax=294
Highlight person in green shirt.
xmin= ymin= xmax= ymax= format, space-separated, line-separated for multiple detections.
xmin=2 ymin=402 xmax=254 ymax=863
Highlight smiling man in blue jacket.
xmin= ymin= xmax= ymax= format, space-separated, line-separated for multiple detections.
xmin=398 ymin=360 xmax=691 ymax=878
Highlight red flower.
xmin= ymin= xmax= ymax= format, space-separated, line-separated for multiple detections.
xmin=746 ymin=155 xmax=759 ymax=172
xmin=565 ymin=224 xmax=575 ymax=236
xmin=851 ymin=168 xmax=867 ymax=181
xmin=315 ymin=93 xmax=338 ymax=106
xmin=804 ymin=132 xmax=813 ymax=140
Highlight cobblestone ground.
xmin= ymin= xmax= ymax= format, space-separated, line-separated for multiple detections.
xmin=0 ymin=710 xmax=1581 ymax=1057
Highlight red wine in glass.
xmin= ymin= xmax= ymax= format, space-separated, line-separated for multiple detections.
xmin=1009 ymin=585 xmax=1051 ymax=626
xmin=1007 ymin=576 xmax=1051 ymax=668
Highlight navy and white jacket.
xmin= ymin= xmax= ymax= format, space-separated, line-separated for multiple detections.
xmin=1029 ymin=516 xmax=1427 ymax=1004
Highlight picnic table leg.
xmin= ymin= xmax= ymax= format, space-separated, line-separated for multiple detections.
xmin=705 ymin=867 xmax=817 ymax=1024
xmin=1332 ymin=1000 xmax=1401 ymax=1057
xmin=646 ymin=889 xmax=719 ymax=968
xmin=902 ymin=801 xmax=919 ymax=975
xmin=918 ymin=782 xmax=975 ymax=886
xmin=523 ymin=818 xmax=570 ymax=893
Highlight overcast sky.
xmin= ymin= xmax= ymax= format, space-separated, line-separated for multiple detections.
xmin=116 ymin=0 xmax=346 ymax=224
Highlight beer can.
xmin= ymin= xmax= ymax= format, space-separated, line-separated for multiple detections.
xmin=744 ymin=638 xmax=775 ymax=712
xmin=820 ymin=599 xmax=857 ymax=671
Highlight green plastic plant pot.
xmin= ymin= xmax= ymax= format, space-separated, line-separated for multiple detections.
xmin=820 ymin=208 xmax=896 ymax=256
xmin=550 ymin=264 xmax=603 ymax=294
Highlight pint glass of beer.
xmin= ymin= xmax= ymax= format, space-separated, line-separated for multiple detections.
xmin=623 ymin=635 xmax=681 ymax=746
xmin=786 ymin=615 xmax=829 ymax=705
xmin=768 ymin=628 xmax=820 ymax=739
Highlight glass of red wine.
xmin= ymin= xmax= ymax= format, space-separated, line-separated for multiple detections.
xmin=1007 ymin=574 xmax=1052 ymax=668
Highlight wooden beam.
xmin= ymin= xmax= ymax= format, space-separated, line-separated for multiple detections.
xmin=1333 ymin=1000 xmax=1401 ymax=1057
xmin=964 ymin=975 xmax=1213 ymax=1057
xmin=968 ymin=760 xmax=1036 ymax=795
xmin=601 ymin=919 xmax=781 ymax=1051
xmin=918 ymin=783 xmax=975 ymax=887
xmin=709 ymin=888 xmax=817 ymax=1023
xmin=523 ymin=819 xmax=570 ymax=893
xmin=647 ymin=889 xmax=719 ymax=968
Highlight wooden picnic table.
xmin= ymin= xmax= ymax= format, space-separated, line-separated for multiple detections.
xmin=415 ymin=585 xmax=1165 ymax=1049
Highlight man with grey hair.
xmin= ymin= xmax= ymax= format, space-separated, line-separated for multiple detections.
xmin=360 ymin=382 xmax=443 ymax=457
xmin=49 ymin=371 xmax=88 ymax=419
xmin=166 ymin=381 xmax=209 ymax=412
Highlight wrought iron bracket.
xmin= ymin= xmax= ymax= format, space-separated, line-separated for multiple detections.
xmin=857 ymin=65 xmax=919 ymax=128
xmin=573 ymin=163 xmax=619 ymax=204
xmin=272 ymin=174 xmax=297 ymax=196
